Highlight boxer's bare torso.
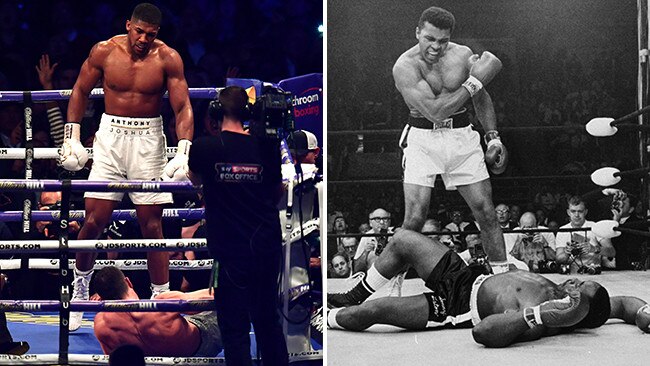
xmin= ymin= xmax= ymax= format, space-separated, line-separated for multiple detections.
xmin=68 ymin=19 xmax=190 ymax=124
xmin=87 ymin=36 xmax=170 ymax=117
xmin=476 ymin=270 xmax=575 ymax=337
xmin=94 ymin=310 xmax=200 ymax=356
xmin=93 ymin=290 xmax=211 ymax=356
xmin=393 ymin=36 xmax=473 ymax=120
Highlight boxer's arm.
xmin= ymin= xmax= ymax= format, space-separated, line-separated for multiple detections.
xmin=472 ymin=89 xmax=497 ymax=132
xmin=165 ymin=48 xmax=194 ymax=141
xmin=609 ymin=296 xmax=646 ymax=324
xmin=68 ymin=42 xmax=105 ymax=123
xmin=156 ymin=288 xmax=213 ymax=301
xmin=472 ymin=310 xmax=547 ymax=347
xmin=393 ymin=60 xmax=470 ymax=123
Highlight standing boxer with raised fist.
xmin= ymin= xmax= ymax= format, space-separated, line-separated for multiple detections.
xmin=60 ymin=2 xmax=194 ymax=331
xmin=392 ymin=6 xmax=508 ymax=273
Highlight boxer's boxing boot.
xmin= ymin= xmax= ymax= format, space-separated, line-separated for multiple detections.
xmin=69 ymin=269 xmax=93 ymax=331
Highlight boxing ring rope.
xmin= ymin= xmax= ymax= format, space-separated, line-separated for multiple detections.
xmin=0 ymin=299 xmax=215 ymax=313
xmin=0 ymin=179 xmax=196 ymax=192
xmin=638 ymin=6 xmax=650 ymax=222
xmin=0 ymin=238 xmax=206 ymax=253
xmin=0 ymin=87 xmax=220 ymax=102
xmin=0 ymin=208 xmax=205 ymax=222
xmin=0 ymin=352 xmax=324 ymax=365
xmin=0 ymin=258 xmax=214 ymax=271
xmin=0 ymin=147 xmax=180 ymax=159
xmin=327 ymin=226 xmax=593 ymax=240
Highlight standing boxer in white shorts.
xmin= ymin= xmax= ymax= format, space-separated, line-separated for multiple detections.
xmin=59 ymin=3 xmax=194 ymax=331
xmin=394 ymin=6 xmax=509 ymax=273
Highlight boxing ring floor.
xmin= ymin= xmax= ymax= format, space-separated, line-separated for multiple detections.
xmin=328 ymin=271 xmax=650 ymax=366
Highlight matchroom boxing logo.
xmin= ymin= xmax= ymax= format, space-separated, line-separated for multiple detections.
xmin=292 ymin=87 xmax=321 ymax=118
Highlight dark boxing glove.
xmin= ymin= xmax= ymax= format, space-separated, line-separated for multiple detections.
xmin=635 ymin=304 xmax=650 ymax=333
xmin=484 ymin=130 xmax=508 ymax=175
xmin=523 ymin=290 xmax=589 ymax=328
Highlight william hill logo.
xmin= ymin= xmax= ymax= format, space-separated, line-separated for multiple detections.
xmin=292 ymin=87 xmax=321 ymax=118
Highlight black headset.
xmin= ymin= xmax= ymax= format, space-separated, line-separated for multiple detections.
xmin=208 ymin=89 xmax=253 ymax=123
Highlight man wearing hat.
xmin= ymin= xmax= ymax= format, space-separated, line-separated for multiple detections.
xmin=287 ymin=129 xmax=321 ymax=165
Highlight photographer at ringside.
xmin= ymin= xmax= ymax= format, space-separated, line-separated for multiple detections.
xmin=555 ymin=196 xmax=616 ymax=274
xmin=187 ymin=86 xmax=288 ymax=366
xmin=509 ymin=212 xmax=557 ymax=273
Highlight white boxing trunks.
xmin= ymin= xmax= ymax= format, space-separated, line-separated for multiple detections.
xmin=400 ymin=123 xmax=489 ymax=190
xmin=470 ymin=274 xmax=492 ymax=326
xmin=85 ymin=113 xmax=173 ymax=205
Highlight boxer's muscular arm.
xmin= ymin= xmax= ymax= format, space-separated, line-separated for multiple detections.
xmin=393 ymin=60 xmax=471 ymax=123
xmin=472 ymin=89 xmax=498 ymax=132
xmin=472 ymin=310 xmax=548 ymax=347
xmin=165 ymin=48 xmax=194 ymax=141
xmin=68 ymin=42 xmax=106 ymax=123
xmin=156 ymin=288 xmax=213 ymax=301
xmin=609 ymin=296 xmax=646 ymax=324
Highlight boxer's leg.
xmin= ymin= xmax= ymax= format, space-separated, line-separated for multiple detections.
xmin=456 ymin=179 xmax=508 ymax=266
xmin=71 ymin=198 xmax=118 ymax=331
xmin=135 ymin=204 xmax=170 ymax=295
xmin=329 ymin=230 xmax=450 ymax=307
xmin=76 ymin=198 xmax=118 ymax=269
xmin=328 ymin=294 xmax=430 ymax=331
xmin=402 ymin=183 xmax=432 ymax=231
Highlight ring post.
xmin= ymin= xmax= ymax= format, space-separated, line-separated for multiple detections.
xmin=58 ymin=180 xmax=72 ymax=365
xmin=638 ymin=0 xmax=650 ymax=222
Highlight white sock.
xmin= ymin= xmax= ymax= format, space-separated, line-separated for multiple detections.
xmin=490 ymin=261 xmax=510 ymax=274
xmin=327 ymin=308 xmax=344 ymax=329
xmin=151 ymin=282 xmax=170 ymax=293
xmin=364 ymin=265 xmax=390 ymax=292
xmin=74 ymin=268 xmax=93 ymax=278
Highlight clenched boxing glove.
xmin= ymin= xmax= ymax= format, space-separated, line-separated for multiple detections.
xmin=463 ymin=51 xmax=503 ymax=97
xmin=635 ymin=304 xmax=650 ymax=333
xmin=523 ymin=290 xmax=589 ymax=328
xmin=60 ymin=122 xmax=89 ymax=171
xmin=162 ymin=139 xmax=192 ymax=181
xmin=484 ymin=130 xmax=508 ymax=175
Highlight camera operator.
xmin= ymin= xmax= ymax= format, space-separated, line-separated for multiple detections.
xmin=555 ymin=196 xmax=615 ymax=274
xmin=187 ymin=86 xmax=288 ymax=366
xmin=509 ymin=212 xmax=557 ymax=273
xmin=35 ymin=191 xmax=82 ymax=240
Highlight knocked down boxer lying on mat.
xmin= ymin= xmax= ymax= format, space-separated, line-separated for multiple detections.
xmin=92 ymin=266 xmax=222 ymax=356
xmin=327 ymin=229 xmax=650 ymax=347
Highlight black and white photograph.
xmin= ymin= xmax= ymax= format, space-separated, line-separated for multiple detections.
xmin=326 ymin=1 xmax=650 ymax=364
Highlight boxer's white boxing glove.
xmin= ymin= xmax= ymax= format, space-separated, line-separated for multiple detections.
xmin=463 ymin=51 xmax=503 ymax=97
xmin=484 ymin=130 xmax=508 ymax=175
xmin=60 ymin=122 xmax=89 ymax=171
xmin=162 ymin=139 xmax=191 ymax=181
xmin=523 ymin=290 xmax=589 ymax=328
